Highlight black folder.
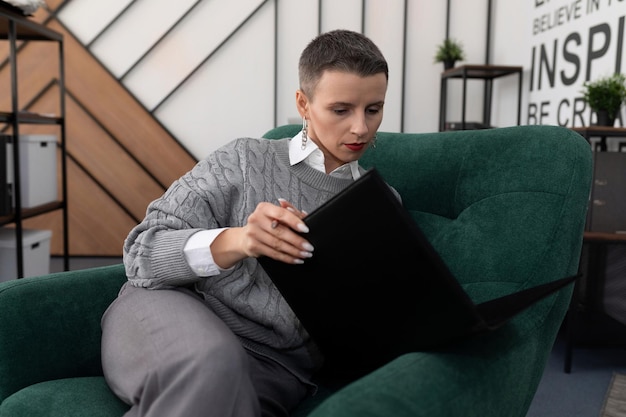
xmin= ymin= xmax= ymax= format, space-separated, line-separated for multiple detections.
xmin=259 ymin=169 xmax=577 ymax=377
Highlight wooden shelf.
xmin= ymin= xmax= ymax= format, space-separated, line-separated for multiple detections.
xmin=0 ymin=111 xmax=62 ymax=125
xmin=0 ymin=201 xmax=64 ymax=226
xmin=571 ymin=126 xmax=626 ymax=136
xmin=0 ymin=4 xmax=61 ymax=41
xmin=441 ymin=64 xmax=523 ymax=80
xmin=584 ymin=231 xmax=626 ymax=243
xmin=570 ymin=126 xmax=626 ymax=151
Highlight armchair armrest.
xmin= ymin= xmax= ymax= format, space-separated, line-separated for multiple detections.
xmin=0 ymin=264 xmax=126 ymax=402
xmin=307 ymin=287 xmax=571 ymax=417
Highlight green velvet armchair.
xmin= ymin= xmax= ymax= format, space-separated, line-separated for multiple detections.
xmin=0 ymin=125 xmax=592 ymax=417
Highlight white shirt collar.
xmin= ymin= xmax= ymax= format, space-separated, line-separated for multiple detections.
xmin=288 ymin=130 xmax=361 ymax=180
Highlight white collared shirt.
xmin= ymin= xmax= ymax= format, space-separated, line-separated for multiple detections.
xmin=184 ymin=131 xmax=360 ymax=276
xmin=290 ymin=131 xmax=362 ymax=180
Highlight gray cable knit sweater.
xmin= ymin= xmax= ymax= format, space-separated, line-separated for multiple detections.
xmin=123 ymin=137 xmax=364 ymax=371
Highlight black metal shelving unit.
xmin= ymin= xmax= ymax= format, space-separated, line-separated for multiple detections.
xmin=0 ymin=6 xmax=68 ymax=277
xmin=439 ymin=64 xmax=523 ymax=132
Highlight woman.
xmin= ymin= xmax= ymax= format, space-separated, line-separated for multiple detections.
xmin=101 ymin=29 xmax=389 ymax=417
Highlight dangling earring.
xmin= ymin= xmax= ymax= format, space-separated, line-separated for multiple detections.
xmin=370 ymin=134 xmax=378 ymax=149
xmin=301 ymin=118 xmax=308 ymax=150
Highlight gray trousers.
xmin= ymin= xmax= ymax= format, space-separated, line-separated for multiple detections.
xmin=101 ymin=284 xmax=309 ymax=417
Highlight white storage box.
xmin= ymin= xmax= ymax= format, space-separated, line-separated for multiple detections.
xmin=0 ymin=228 xmax=52 ymax=281
xmin=5 ymin=134 xmax=58 ymax=208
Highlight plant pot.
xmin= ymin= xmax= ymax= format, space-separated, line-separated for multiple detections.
xmin=443 ymin=60 xmax=456 ymax=70
xmin=596 ymin=109 xmax=616 ymax=127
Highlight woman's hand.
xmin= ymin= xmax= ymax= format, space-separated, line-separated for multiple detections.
xmin=210 ymin=199 xmax=314 ymax=268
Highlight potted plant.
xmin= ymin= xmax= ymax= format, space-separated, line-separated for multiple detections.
xmin=434 ymin=38 xmax=466 ymax=70
xmin=581 ymin=73 xmax=626 ymax=126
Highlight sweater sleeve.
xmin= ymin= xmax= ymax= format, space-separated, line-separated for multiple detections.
xmin=124 ymin=142 xmax=243 ymax=289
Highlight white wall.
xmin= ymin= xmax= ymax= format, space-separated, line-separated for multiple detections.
xmin=57 ymin=0 xmax=626 ymax=159
xmin=524 ymin=0 xmax=626 ymax=129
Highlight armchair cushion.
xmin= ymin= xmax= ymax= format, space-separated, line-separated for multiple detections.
xmin=1 ymin=377 xmax=128 ymax=417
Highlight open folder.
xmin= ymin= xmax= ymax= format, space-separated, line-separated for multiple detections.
xmin=258 ymin=169 xmax=577 ymax=377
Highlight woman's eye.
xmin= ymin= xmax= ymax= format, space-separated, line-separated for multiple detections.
xmin=333 ymin=109 xmax=347 ymax=115
xmin=367 ymin=107 xmax=381 ymax=114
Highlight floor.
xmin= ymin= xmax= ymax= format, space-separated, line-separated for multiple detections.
xmin=49 ymin=256 xmax=626 ymax=417
xmin=527 ymin=332 xmax=626 ymax=417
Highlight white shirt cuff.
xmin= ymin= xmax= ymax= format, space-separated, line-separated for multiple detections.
xmin=183 ymin=228 xmax=231 ymax=277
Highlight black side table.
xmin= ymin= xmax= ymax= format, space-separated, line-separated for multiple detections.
xmin=439 ymin=65 xmax=523 ymax=132
xmin=571 ymin=126 xmax=626 ymax=152
xmin=564 ymin=232 xmax=626 ymax=373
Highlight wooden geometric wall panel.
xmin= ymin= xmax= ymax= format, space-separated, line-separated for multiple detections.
xmin=0 ymin=2 xmax=197 ymax=256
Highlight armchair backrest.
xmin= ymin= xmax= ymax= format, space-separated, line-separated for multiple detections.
xmin=265 ymin=124 xmax=592 ymax=416
xmin=264 ymin=124 xmax=592 ymax=327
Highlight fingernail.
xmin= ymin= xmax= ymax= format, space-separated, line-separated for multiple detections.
xmin=300 ymin=251 xmax=313 ymax=258
xmin=286 ymin=207 xmax=296 ymax=213
xmin=293 ymin=259 xmax=304 ymax=265
xmin=302 ymin=242 xmax=314 ymax=252
xmin=297 ymin=223 xmax=309 ymax=233
xmin=278 ymin=198 xmax=287 ymax=203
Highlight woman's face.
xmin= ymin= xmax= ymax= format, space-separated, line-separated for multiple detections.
xmin=296 ymin=70 xmax=387 ymax=173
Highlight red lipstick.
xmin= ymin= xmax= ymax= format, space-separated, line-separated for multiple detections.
xmin=345 ymin=143 xmax=365 ymax=151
